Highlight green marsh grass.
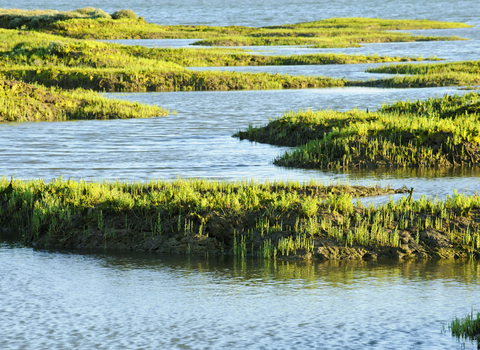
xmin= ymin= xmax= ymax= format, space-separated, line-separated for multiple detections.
xmin=448 ymin=309 xmax=480 ymax=342
xmin=364 ymin=60 xmax=480 ymax=88
xmin=0 ymin=79 xmax=168 ymax=122
xmin=1 ymin=9 xmax=469 ymax=46
xmin=235 ymin=93 xmax=480 ymax=169
xmin=0 ymin=29 xmax=347 ymax=92
xmin=1 ymin=176 xmax=480 ymax=260
xmin=0 ymin=29 xmax=436 ymax=93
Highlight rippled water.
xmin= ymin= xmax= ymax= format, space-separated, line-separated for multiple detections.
xmin=2 ymin=1 xmax=480 ymax=349
xmin=1 ymin=241 xmax=479 ymax=350
xmin=2 ymin=87 xmax=479 ymax=202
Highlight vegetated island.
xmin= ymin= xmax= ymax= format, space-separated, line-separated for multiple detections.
xmin=2 ymin=23 xmax=478 ymax=95
xmin=0 ymin=7 xmax=471 ymax=47
xmin=360 ymin=60 xmax=480 ymax=88
xmin=235 ymin=92 xmax=480 ymax=169
xmin=1 ymin=176 xmax=480 ymax=261
xmin=0 ymin=79 xmax=168 ymax=122
xmin=0 ymin=8 xmax=476 ymax=105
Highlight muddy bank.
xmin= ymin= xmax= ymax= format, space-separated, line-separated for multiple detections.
xmin=16 ymin=199 xmax=480 ymax=261
xmin=2 ymin=177 xmax=479 ymax=261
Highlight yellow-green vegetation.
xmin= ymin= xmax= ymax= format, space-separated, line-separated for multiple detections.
xmin=1 ymin=177 xmax=480 ymax=260
xmin=235 ymin=93 xmax=480 ymax=169
xmin=0 ymin=29 xmax=346 ymax=92
xmin=0 ymin=8 xmax=470 ymax=47
xmin=0 ymin=29 xmax=438 ymax=93
xmin=448 ymin=309 xmax=480 ymax=343
xmin=124 ymin=47 xmax=436 ymax=67
xmin=0 ymin=79 xmax=168 ymax=122
xmin=363 ymin=60 xmax=480 ymax=88
xmin=0 ymin=7 xmax=129 ymax=29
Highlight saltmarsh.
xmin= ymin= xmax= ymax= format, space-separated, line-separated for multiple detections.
xmin=0 ymin=79 xmax=168 ymax=122
xmin=0 ymin=29 xmax=437 ymax=93
xmin=0 ymin=8 xmax=470 ymax=47
xmin=235 ymin=93 xmax=480 ymax=169
xmin=363 ymin=60 xmax=480 ymax=88
xmin=1 ymin=177 xmax=480 ymax=261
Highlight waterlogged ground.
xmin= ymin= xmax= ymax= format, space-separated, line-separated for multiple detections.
xmin=1 ymin=241 xmax=479 ymax=350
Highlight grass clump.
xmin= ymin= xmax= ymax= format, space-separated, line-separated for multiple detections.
xmin=111 ymin=9 xmax=137 ymax=20
xmin=235 ymin=93 xmax=480 ymax=169
xmin=363 ymin=60 xmax=480 ymax=88
xmin=0 ymin=79 xmax=168 ymax=122
xmin=2 ymin=176 xmax=480 ymax=261
xmin=0 ymin=7 xmax=113 ymax=30
xmin=448 ymin=309 xmax=480 ymax=343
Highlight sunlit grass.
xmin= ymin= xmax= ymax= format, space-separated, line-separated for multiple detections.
xmin=235 ymin=93 xmax=480 ymax=169
xmin=0 ymin=79 xmax=168 ymax=122
xmin=364 ymin=60 xmax=480 ymax=88
xmin=448 ymin=309 xmax=480 ymax=342
xmin=1 ymin=9 xmax=469 ymax=46
xmin=1 ymin=176 xmax=480 ymax=260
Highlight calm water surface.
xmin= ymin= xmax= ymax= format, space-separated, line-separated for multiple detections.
xmin=1 ymin=241 xmax=480 ymax=350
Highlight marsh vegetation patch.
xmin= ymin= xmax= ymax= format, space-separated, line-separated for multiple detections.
xmin=235 ymin=93 xmax=480 ymax=169
xmin=2 ymin=177 xmax=480 ymax=261
xmin=0 ymin=79 xmax=168 ymax=122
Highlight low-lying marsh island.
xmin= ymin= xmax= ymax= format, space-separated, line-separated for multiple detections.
xmin=0 ymin=8 xmax=471 ymax=47
xmin=0 ymin=79 xmax=168 ymax=122
xmin=362 ymin=60 xmax=480 ymax=88
xmin=235 ymin=93 xmax=480 ymax=169
xmin=1 ymin=177 xmax=480 ymax=261
xmin=0 ymin=10 xmax=476 ymax=95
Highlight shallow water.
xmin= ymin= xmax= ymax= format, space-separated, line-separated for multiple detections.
xmin=1 ymin=86 xmax=479 ymax=203
xmin=1 ymin=241 xmax=479 ymax=350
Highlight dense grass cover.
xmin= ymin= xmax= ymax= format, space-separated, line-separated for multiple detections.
xmin=0 ymin=29 xmax=350 ymax=92
xmin=2 ymin=176 xmax=480 ymax=260
xmin=235 ymin=93 xmax=480 ymax=169
xmin=0 ymin=29 xmax=439 ymax=93
xmin=124 ymin=47 xmax=434 ymax=67
xmin=0 ymin=7 xmax=130 ymax=29
xmin=364 ymin=60 xmax=480 ymax=88
xmin=0 ymin=79 xmax=168 ymax=122
xmin=0 ymin=9 xmax=470 ymax=46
